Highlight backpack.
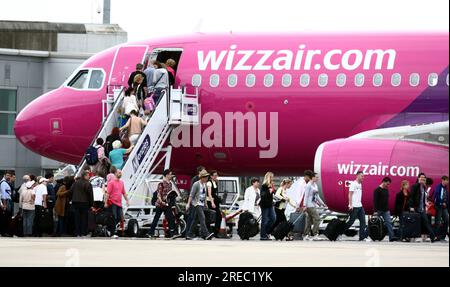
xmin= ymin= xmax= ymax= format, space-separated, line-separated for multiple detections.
xmin=151 ymin=183 xmax=163 ymax=206
xmin=85 ymin=146 xmax=99 ymax=165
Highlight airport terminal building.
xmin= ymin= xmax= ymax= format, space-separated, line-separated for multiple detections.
xmin=0 ymin=20 xmax=127 ymax=179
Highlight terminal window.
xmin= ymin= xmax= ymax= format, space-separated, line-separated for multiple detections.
xmin=0 ymin=88 xmax=16 ymax=136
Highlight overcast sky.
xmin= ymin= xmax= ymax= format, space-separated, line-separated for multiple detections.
xmin=0 ymin=0 xmax=448 ymax=42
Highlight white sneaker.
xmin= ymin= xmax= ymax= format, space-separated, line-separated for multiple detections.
xmin=111 ymin=235 xmax=119 ymax=239
xmin=415 ymin=238 xmax=423 ymax=243
xmin=304 ymin=235 xmax=311 ymax=241
xmin=312 ymin=235 xmax=322 ymax=241
xmin=364 ymin=238 xmax=372 ymax=242
xmin=424 ymin=237 xmax=431 ymax=242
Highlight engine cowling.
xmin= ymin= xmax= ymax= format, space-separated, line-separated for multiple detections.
xmin=314 ymin=138 xmax=449 ymax=214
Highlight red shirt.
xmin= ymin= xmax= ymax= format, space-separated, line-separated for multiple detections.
xmin=107 ymin=178 xmax=126 ymax=207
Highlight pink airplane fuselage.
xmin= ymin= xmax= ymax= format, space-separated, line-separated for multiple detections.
xmin=14 ymin=33 xmax=449 ymax=177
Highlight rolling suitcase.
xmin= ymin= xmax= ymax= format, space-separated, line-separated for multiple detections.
xmin=39 ymin=208 xmax=54 ymax=235
xmin=289 ymin=212 xmax=306 ymax=234
xmin=9 ymin=211 xmax=23 ymax=237
xmin=368 ymin=216 xmax=386 ymax=241
xmin=272 ymin=213 xmax=306 ymax=241
xmin=237 ymin=212 xmax=260 ymax=240
xmin=324 ymin=218 xmax=346 ymax=241
xmin=400 ymin=212 xmax=421 ymax=239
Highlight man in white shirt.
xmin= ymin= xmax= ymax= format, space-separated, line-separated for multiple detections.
xmin=342 ymin=171 xmax=369 ymax=241
xmin=33 ymin=177 xmax=48 ymax=236
xmin=242 ymin=178 xmax=261 ymax=217
xmin=302 ymin=173 xmax=327 ymax=240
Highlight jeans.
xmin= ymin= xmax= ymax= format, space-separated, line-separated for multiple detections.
xmin=435 ymin=206 xmax=449 ymax=233
xmin=111 ymin=204 xmax=123 ymax=231
xmin=33 ymin=205 xmax=44 ymax=236
xmin=72 ymin=202 xmax=89 ymax=236
xmin=376 ymin=210 xmax=395 ymax=240
xmin=418 ymin=210 xmax=435 ymax=238
xmin=207 ymin=200 xmax=222 ymax=234
xmin=304 ymin=207 xmax=321 ymax=236
xmin=186 ymin=205 xmax=209 ymax=238
xmin=148 ymin=206 xmax=175 ymax=237
xmin=344 ymin=207 xmax=367 ymax=240
xmin=22 ymin=209 xmax=35 ymax=236
xmin=57 ymin=216 xmax=65 ymax=235
xmin=260 ymin=206 xmax=276 ymax=239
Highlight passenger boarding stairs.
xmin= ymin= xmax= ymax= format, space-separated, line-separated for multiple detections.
xmin=76 ymin=86 xmax=200 ymax=215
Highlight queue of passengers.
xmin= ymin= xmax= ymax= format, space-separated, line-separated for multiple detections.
xmin=1 ymin=165 xmax=448 ymax=242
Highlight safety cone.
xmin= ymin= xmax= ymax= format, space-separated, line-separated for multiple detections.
xmin=217 ymin=212 xmax=229 ymax=239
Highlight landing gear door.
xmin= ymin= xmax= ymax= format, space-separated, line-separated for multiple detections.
xmin=108 ymin=45 xmax=148 ymax=87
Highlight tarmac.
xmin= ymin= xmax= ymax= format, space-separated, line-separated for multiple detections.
xmin=0 ymin=236 xmax=448 ymax=267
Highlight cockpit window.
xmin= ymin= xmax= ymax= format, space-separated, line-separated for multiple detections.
xmin=88 ymin=70 xmax=105 ymax=89
xmin=67 ymin=69 xmax=105 ymax=90
xmin=68 ymin=70 xmax=89 ymax=89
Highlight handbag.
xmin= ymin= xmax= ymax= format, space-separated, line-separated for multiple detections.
xmin=426 ymin=201 xmax=436 ymax=217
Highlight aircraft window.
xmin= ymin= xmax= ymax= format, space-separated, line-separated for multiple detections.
xmin=373 ymin=73 xmax=383 ymax=87
xmin=318 ymin=74 xmax=328 ymax=87
xmin=336 ymin=73 xmax=346 ymax=87
xmin=282 ymin=74 xmax=292 ymax=87
xmin=246 ymin=74 xmax=256 ymax=87
xmin=300 ymin=74 xmax=310 ymax=87
xmin=355 ymin=73 xmax=365 ymax=87
xmin=192 ymin=74 xmax=202 ymax=87
xmin=428 ymin=73 xmax=438 ymax=87
xmin=409 ymin=73 xmax=420 ymax=87
xmin=210 ymin=74 xmax=220 ymax=88
xmin=228 ymin=74 xmax=238 ymax=88
xmin=391 ymin=73 xmax=401 ymax=87
xmin=447 ymin=74 xmax=449 ymax=86
xmin=68 ymin=70 xmax=89 ymax=89
xmin=88 ymin=70 xmax=105 ymax=89
xmin=264 ymin=74 xmax=274 ymax=87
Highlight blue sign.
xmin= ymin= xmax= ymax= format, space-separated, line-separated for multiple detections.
xmin=132 ymin=134 xmax=151 ymax=173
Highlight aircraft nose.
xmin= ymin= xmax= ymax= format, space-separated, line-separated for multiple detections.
xmin=14 ymin=90 xmax=60 ymax=157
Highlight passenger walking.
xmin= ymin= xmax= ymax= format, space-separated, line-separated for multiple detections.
xmin=90 ymin=171 xmax=106 ymax=209
xmin=433 ymin=175 xmax=448 ymax=238
xmin=144 ymin=60 xmax=156 ymax=92
xmin=206 ymin=170 xmax=222 ymax=236
xmin=259 ymin=172 xmax=276 ymax=241
xmin=302 ymin=173 xmax=327 ymax=240
xmin=107 ymin=166 xmax=117 ymax=184
xmin=104 ymin=127 xmax=121 ymax=158
xmin=69 ymin=171 xmax=94 ymax=237
xmin=342 ymin=171 xmax=369 ymax=241
xmin=1 ymin=171 xmax=13 ymax=216
xmin=132 ymin=74 xmax=147 ymax=106
xmin=394 ymin=180 xmax=411 ymax=239
xmin=94 ymin=138 xmax=109 ymax=175
xmin=33 ymin=177 xmax=49 ymax=237
xmin=152 ymin=61 xmax=169 ymax=104
xmin=17 ymin=175 xmax=31 ymax=210
xmin=127 ymin=63 xmax=147 ymax=88
xmin=109 ymin=140 xmax=134 ymax=170
xmin=105 ymin=169 xmax=129 ymax=238
xmin=147 ymin=169 xmax=176 ymax=238
xmin=409 ymin=173 xmax=438 ymax=242
xmin=45 ymin=173 xmax=56 ymax=223
xmin=19 ymin=180 xmax=36 ymax=236
xmin=373 ymin=177 xmax=398 ymax=242
xmin=185 ymin=170 xmax=214 ymax=240
xmin=55 ymin=176 xmax=74 ymax=236
xmin=242 ymin=178 xmax=261 ymax=217
xmin=273 ymin=178 xmax=295 ymax=233
xmin=119 ymin=110 xmax=147 ymax=145
xmin=122 ymin=87 xmax=139 ymax=118
xmin=165 ymin=58 xmax=177 ymax=86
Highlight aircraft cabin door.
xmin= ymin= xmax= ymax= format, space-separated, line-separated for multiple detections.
xmin=108 ymin=45 xmax=148 ymax=87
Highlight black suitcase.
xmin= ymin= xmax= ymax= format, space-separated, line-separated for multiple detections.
xmin=39 ymin=208 xmax=54 ymax=235
xmin=88 ymin=210 xmax=97 ymax=232
xmin=368 ymin=216 xmax=386 ymax=241
xmin=204 ymin=209 xmax=217 ymax=225
xmin=237 ymin=212 xmax=260 ymax=240
xmin=273 ymin=213 xmax=306 ymax=241
xmin=324 ymin=218 xmax=346 ymax=241
xmin=400 ymin=212 xmax=421 ymax=239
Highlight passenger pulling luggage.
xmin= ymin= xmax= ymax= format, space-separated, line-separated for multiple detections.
xmin=368 ymin=215 xmax=386 ymax=241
